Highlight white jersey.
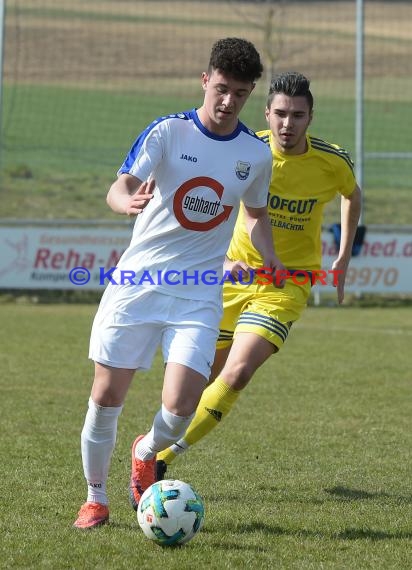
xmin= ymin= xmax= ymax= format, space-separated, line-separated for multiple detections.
xmin=100 ymin=109 xmax=272 ymax=308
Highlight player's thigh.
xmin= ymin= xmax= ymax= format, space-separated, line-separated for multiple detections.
xmin=162 ymin=298 xmax=221 ymax=382
xmin=89 ymin=291 xmax=171 ymax=370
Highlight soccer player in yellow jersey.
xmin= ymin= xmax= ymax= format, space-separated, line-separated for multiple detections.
xmin=156 ymin=71 xmax=362 ymax=476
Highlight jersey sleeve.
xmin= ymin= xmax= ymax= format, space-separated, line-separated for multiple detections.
xmin=332 ymin=144 xmax=357 ymax=197
xmin=117 ymin=120 xmax=166 ymax=181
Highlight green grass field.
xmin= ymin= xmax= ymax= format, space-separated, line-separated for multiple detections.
xmin=0 ymin=303 xmax=411 ymax=569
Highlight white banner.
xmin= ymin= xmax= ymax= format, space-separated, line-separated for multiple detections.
xmin=0 ymin=226 xmax=411 ymax=293
xmin=0 ymin=227 xmax=132 ymax=290
xmin=319 ymin=232 xmax=412 ymax=293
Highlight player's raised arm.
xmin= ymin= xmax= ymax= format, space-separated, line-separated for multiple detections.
xmin=107 ymin=173 xmax=155 ymax=216
xmin=331 ymin=184 xmax=362 ymax=303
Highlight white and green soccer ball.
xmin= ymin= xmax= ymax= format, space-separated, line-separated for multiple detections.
xmin=137 ymin=479 xmax=205 ymax=546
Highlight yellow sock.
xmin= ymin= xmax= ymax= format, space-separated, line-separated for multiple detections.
xmin=157 ymin=377 xmax=240 ymax=465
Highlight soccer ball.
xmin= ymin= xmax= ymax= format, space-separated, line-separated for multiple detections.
xmin=137 ymin=479 xmax=205 ymax=546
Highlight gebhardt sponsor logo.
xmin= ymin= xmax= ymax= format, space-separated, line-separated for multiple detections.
xmin=173 ymin=176 xmax=233 ymax=231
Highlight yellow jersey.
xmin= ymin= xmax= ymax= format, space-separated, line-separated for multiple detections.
xmin=227 ymin=131 xmax=356 ymax=271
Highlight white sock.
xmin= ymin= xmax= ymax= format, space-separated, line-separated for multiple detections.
xmin=136 ymin=404 xmax=194 ymax=461
xmin=81 ymin=397 xmax=123 ymax=505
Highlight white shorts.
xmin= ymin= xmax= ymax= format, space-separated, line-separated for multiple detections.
xmin=89 ymin=289 xmax=221 ymax=379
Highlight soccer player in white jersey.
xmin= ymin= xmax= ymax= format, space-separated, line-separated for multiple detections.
xmin=73 ymin=37 xmax=286 ymax=529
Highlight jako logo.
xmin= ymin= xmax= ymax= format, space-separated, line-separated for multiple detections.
xmin=180 ymin=153 xmax=198 ymax=162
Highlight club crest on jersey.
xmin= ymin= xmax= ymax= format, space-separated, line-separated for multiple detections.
xmin=235 ymin=161 xmax=251 ymax=181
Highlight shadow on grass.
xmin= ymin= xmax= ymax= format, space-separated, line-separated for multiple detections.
xmin=205 ymin=522 xmax=412 ymax=544
xmin=334 ymin=528 xmax=412 ymax=541
xmin=324 ymin=485 xmax=412 ymax=504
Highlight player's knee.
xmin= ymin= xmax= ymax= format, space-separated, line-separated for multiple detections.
xmin=162 ymin=394 xmax=200 ymax=418
xmin=223 ymin=361 xmax=255 ymax=390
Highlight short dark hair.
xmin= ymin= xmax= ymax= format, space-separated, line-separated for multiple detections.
xmin=267 ymin=72 xmax=313 ymax=111
xmin=208 ymin=37 xmax=263 ymax=84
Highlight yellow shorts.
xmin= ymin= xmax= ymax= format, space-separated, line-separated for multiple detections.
xmin=217 ymin=278 xmax=311 ymax=350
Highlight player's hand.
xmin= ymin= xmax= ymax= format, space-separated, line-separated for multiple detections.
xmin=126 ymin=179 xmax=155 ymax=216
xmin=264 ymin=254 xmax=287 ymax=288
xmin=330 ymin=258 xmax=348 ymax=304
xmin=223 ymin=258 xmax=255 ymax=282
